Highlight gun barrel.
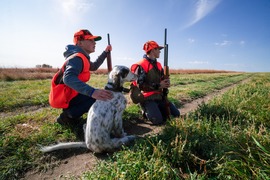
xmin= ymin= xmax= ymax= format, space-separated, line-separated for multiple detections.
xmin=164 ymin=28 xmax=167 ymax=46
xmin=164 ymin=44 xmax=168 ymax=67
xmin=163 ymin=28 xmax=171 ymax=120
xmin=164 ymin=28 xmax=169 ymax=69
xmin=107 ymin=33 xmax=111 ymax=45
xmin=164 ymin=44 xmax=169 ymax=76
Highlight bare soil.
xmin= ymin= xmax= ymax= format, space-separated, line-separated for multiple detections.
xmin=23 ymin=79 xmax=249 ymax=180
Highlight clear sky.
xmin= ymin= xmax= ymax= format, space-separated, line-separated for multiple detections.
xmin=0 ymin=0 xmax=269 ymax=72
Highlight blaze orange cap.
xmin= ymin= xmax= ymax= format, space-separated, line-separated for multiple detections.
xmin=143 ymin=41 xmax=164 ymax=53
xmin=73 ymin=29 xmax=102 ymax=44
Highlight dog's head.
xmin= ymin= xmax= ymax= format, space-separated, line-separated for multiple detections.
xmin=105 ymin=65 xmax=137 ymax=92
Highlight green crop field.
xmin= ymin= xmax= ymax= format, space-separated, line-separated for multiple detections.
xmin=0 ymin=72 xmax=269 ymax=179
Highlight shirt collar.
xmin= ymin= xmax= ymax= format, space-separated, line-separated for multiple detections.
xmin=143 ymin=54 xmax=157 ymax=63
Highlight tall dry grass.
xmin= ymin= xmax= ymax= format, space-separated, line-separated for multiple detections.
xmin=169 ymin=69 xmax=240 ymax=74
xmin=0 ymin=68 xmax=58 ymax=81
xmin=0 ymin=68 xmax=240 ymax=81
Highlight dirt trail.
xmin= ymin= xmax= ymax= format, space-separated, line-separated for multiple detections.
xmin=23 ymin=79 xmax=249 ymax=180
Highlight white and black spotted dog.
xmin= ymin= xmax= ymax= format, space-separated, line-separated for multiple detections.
xmin=41 ymin=65 xmax=137 ymax=153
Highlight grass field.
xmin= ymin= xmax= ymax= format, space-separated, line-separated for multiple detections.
xmin=0 ymin=69 xmax=269 ymax=179
xmin=84 ymin=73 xmax=270 ymax=180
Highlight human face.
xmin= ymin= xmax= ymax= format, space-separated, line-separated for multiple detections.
xmin=79 ymin=39 xmax=96 ymax=54
xmin=153 ymin=48 xmax=161 ymax=58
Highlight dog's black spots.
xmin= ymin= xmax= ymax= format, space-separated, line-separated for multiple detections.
xmin=100 ymin=121 xmax=106 ymax=128
xmin=100 ymin=111 xmax=106 ymax=117
xmin=40 ymin=66 xmax=138 ymax=153
xmin=120 ymin=68 xmax=129 ymax=78
xmin=100 ymin=136 xmax=106 ymax=144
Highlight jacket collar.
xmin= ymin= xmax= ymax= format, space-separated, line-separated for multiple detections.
xmin=143 ymin=54 xmax=157 ymax=64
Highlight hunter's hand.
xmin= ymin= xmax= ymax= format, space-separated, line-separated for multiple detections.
xmin=105 ymin=45 xmax=112 ymax=52
xmin=91 ymin=89 xmax=113 ymax=101
xmin=160 ymin=79 xmax=170 ymax=89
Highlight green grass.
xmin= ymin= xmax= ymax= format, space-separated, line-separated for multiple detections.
xmin=1 ymin=72 xmax=269 ymax=179
xmin=194 ymin=73 xmax=270 ymax=127
xmin=0 ymin=74 xmax=108 ymax=112
xmin=0 ymin=107 xmax=77 ymax=179
xmin=0 ymin=79 xmax=50 ymax=111
xmin=83 ymin=73 xmax=270 ymax=180
xmin=169 ymin=73 xmax=251 ymax=103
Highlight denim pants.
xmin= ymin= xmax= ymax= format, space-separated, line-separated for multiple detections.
xmin=141 ymin=100 xmax=180 ymax=125
xmin=63 ymin=94 xmax=96 ymax=119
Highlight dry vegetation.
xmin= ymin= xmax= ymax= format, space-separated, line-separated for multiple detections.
xmin=0 ymin=68 xmax=57 ymax=81
xmin=0 ymin=68 xmax=240 ymax=81
xmin=169 ymin=68 xmax=239 ymax=74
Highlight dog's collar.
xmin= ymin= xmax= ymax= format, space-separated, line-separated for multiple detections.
xmin=105 ymin=83 xmax=130 ymax=93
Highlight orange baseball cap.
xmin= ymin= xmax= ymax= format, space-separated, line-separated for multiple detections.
xmin=73 ymin=29 xmax=102 ymax=44
xmin=143 ymin=41 xmax=164 ymax=53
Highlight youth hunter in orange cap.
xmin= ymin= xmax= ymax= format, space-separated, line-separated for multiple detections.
xmin=73 ymin=29 xmax=102 ymax=45
xmin=130 ymin=40 xmax=180 ymax=125
xmin=49 ymin=28 xmax=112 ymax=126
xmin=143 ymin=40 xmax=164 ymax=53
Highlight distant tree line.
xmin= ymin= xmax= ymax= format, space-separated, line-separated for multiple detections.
xmin=36 ymin=64 xmax=52 ymax=68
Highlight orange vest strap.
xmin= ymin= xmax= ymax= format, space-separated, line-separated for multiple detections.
xmin=142 ymin=91 xmax=161 ymax=97
xmin=131 ymin=58 xmax=162 ymax=98
xmin=49 ymin=53 xmax=90 ymax=108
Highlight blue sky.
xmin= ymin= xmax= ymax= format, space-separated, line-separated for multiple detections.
xmin=0 ymin=0 xmax=269 ymax=72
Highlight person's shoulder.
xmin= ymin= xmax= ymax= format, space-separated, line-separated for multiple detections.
xmin=64 ymin=45 xmax=86 ymax=58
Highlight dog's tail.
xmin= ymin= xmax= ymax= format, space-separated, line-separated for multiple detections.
xmin=40 ymin=142 xmax=87 ymax=153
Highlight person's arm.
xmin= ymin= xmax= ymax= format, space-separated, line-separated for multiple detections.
xmin=160 ymin=68 xmax=170 ymax=89
xmin=90 ymin=45 xmax=112 ymax=71
xmin=90 ymin=51 xmax=107 ymax=71
xmin=63 ymin=57 xmax=95 ymax=96
xmin=135 ymin=66 xmax=146 ymax=88
xmin=64 ymin=56 xmax=113 ymax=100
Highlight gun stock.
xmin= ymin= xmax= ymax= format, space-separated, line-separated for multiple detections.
xmin=107 ymin=33 xmax=112 ymax=72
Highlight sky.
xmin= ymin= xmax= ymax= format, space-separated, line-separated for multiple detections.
xmin=0 ymin=0 xmax=269 ymax=72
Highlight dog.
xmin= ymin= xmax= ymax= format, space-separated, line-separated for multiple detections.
xmin=41 ymin=65 xmax=138 ymax=153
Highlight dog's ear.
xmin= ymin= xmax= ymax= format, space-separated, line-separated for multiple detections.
xmin=112 ymin=74 xmax=121 ymax=90
xmin=119 ymin=67 xmax=129 ymax=78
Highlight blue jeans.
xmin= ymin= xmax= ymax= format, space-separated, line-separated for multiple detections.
xmin=63 ymin=94 xmax=96 ymax=119
xmin=141 ymin=100 xmax=180 ymax=125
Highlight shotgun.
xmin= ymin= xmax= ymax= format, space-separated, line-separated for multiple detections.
xmin=107 ymin=33 xmax=112 ymax=72
xmin=163 ymin=28 xmax=171 ymax=120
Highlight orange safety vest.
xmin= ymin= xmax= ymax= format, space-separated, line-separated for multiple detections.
xmin=49 ymin=53 xmax=90 ymax=108
xmin=131 ymin=58 xmax=162 ymax=97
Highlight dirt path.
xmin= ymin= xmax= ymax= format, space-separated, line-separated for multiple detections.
xmin=23 ymin=79 xmax=249 ymax=180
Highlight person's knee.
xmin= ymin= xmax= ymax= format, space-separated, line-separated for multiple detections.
xmin=173 ymin=109 xmax=180 ymax=117
xmin=141 ymin=101 xmax=165 ymax=125
xmin=146 ymin=114 xmax=164 ymax=125
xmin=150 ymin=118 xmax=164 ymax=125
xmin=170 ymin=103 xmax=180 ymax=117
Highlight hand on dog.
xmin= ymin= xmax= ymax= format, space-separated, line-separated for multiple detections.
xmin=92 ymin=89 xmax=113 ymax=101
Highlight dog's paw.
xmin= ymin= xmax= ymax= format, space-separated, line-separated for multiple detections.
xmin=120 ymin=135 xmax=135 ymax=145
xmin=126 ymin=135 xmax=136 ymax=142
xmin=123 ymin=135 xmax=137 ymax=145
